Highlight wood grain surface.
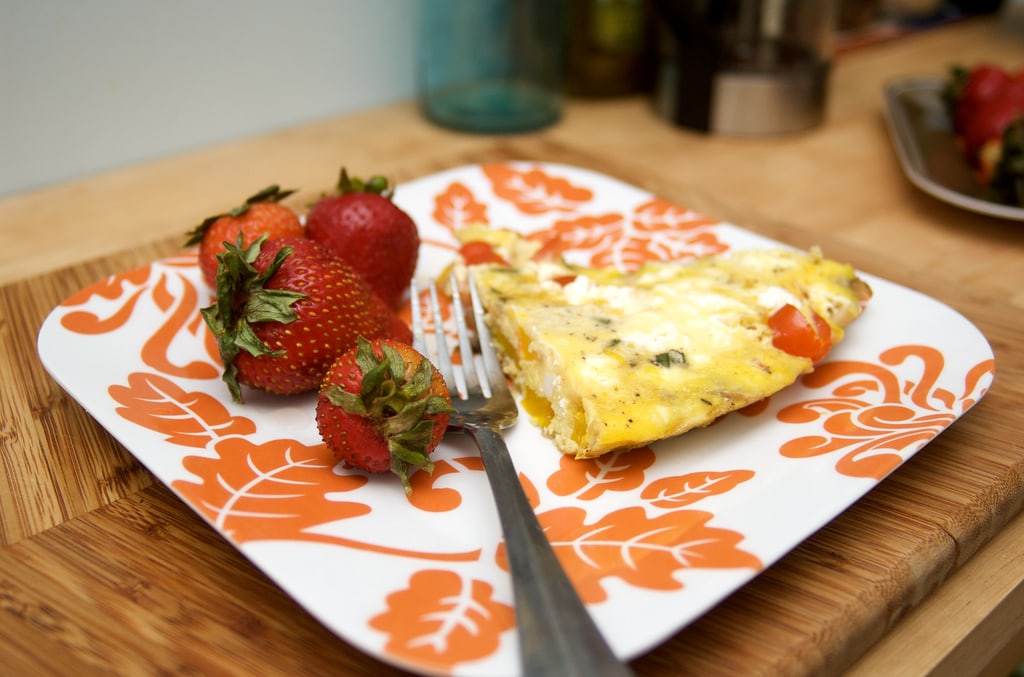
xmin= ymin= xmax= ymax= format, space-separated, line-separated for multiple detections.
xmin=2 ymin=15 xmax=1022 ymax=677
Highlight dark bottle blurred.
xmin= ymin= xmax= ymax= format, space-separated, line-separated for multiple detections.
xmin=565 ymin=0 xmax=657 ymax=97
xmin=650 ymin=0 xmax=837 ymax=135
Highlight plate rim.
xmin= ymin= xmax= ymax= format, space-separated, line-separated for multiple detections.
xmin=882 ymin=74 xmax=1024 ymax=221
xmin=34 ymin=160 xmax=998 ymax=676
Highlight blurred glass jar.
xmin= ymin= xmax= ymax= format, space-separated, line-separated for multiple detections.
xmin=651 ymin=0 xmax=838 ymax=135
xmin=418 ymin=0 xmax=567 ymax=133
xmin=565 ymin=0 xmax=657 ymax=97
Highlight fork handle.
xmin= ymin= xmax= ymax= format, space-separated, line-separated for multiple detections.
xmin=468 ymin=425 xmax=635 ymax=677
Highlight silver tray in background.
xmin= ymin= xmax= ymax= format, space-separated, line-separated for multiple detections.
xmin=882 ymin=75 xmax=1024 ymax=221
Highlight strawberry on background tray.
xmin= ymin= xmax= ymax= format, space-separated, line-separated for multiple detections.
xmin=944 ymin=62 xmax=1024 ymax=205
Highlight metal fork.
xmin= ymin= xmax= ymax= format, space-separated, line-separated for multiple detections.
xmin=410 ymin=275 xmax=634 ymax=677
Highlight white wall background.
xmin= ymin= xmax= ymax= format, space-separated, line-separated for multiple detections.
xmin=0 ymin=1 xmax=419 ymax=198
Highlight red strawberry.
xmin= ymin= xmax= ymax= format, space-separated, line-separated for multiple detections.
xmin=201 ymin=235 xmax=408 ymax=402
xmin=959 ymin=78 xmax=1024 ymax=165
xmin=186 ymin=185 xmax=304 ymax=289
xmin=946 ymin=63 xmax=1011 ymax=135
xmin=305 ymin=169 xmax=419 ymax=309
xmin=316 ymin=336 xmax=454 ymax=493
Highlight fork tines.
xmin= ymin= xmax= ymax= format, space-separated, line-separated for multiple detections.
xmin=410 ymin=274 xmax=502 ymax=401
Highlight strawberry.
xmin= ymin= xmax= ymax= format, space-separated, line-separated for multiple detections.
xmin=305 ymin=169 xmax=419 ymax=309
xmin=316 ymin=336 xmax=454 ymax=493
xmin=945 ymin=64 xmax=1024 ymax=205
xmin=201 ymin=235 xmax=410 ymax=403
xmin=945 ymin=63 xmax=1011 ymax=137
xmin=958 ymin=77 xmax=1024 ymax=166
xmin=186 ymin=185 xmax=304 ymax=289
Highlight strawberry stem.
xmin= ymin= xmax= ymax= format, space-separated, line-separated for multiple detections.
xmin=322 ymin=337 xmax=454 ymax=492
xmin=185 ymin=184 xmax=297 ymax=246
xmin=336 ymin=167 xmax=394 ymax=199
xmin=200 ymin=234 xmax=306 ymax=403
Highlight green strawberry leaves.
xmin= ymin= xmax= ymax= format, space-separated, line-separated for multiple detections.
xmin=336 ymin=167 xmax=393 ymax=199
xmin=322 ymin=337 xmax=455 ymax=493
xmin=200 ymin=234 xmax=306 ymax=403
xmin=185 ymin=184 xmax=297 ymax=246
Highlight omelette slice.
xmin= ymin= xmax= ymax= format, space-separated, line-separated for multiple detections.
xmin=470 ymin=247 xmax=872 ymax=458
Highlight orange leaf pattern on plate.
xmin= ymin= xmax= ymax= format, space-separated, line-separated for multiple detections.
xmin=777 ymin=345 xmax=994 ymax=479
xmin=433 ymin=181 xmax=489 ymax=233
xmin=530 ymin=198 xmax=726 ymax=270
xmin=61 ymin=287 xmax=148 ymax=335
xmin=547 ymin=447 xmax=656 ymax=500
xmin=60 ymin=263 xmax=220 ymax=379
xmin=407 ymin=458 xmax=477 ymax=513
xmin=641 ymin=470 xmax=756 ymax=510
xmin=498 ymin=507 xmax=762 ymax=604
xmin=173 ymin=437 xmax=483 ymax=561
xmin=109 ymin=371 xmax=256 ymax=448
xmin=140 ymin=271 xmax=220 ymax=380
xmin=369 ymin=569 xmax=515 ymax=671
xmin=174 ymin=436 xmax=369 ymax=540
xmin=60 ymin=264 xmax=153 ymax=307
xmin=37 ymin=162 xmax=997 ymax=676
xmin=482 ymin=163 xmax=593 ymax=214
xmin=737 ymin=398 xmax=772 ymax=417
xmin=60 ymin=265 xmax=154 ymax=335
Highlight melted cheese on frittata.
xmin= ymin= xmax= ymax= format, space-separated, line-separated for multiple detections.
xmin=471 ymin=248 xmax=870 ymax=458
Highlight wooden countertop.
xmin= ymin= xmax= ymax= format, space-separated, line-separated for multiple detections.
xmin=2 ymin=15 xmax=1022 ymax=677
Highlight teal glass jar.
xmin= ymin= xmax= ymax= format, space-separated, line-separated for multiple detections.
xmin=418 ymin=0 xmax=567 ymax=133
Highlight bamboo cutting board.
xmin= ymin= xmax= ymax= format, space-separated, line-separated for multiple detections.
xmin=2 ymin=140 xmax=1022 ymax=675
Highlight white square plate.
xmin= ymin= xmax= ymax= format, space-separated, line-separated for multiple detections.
xmin=38 ymin=163 xmax=994 ymax=676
